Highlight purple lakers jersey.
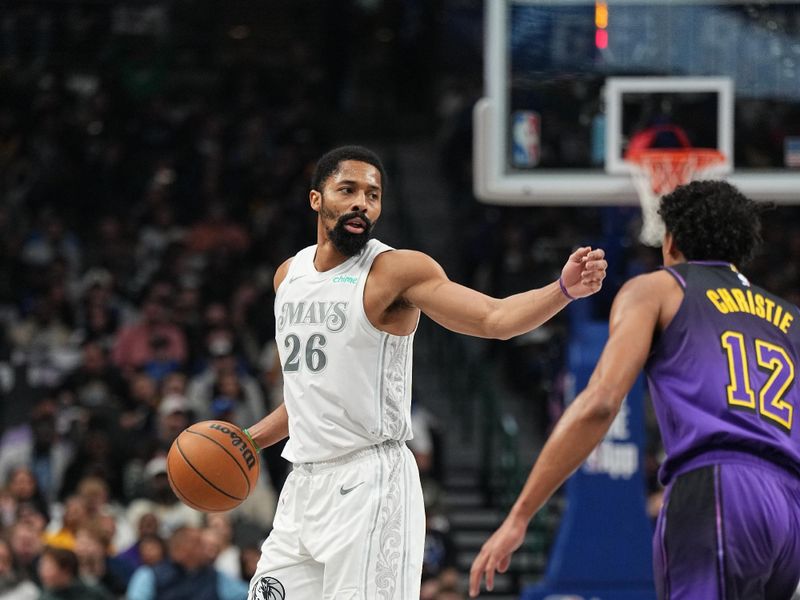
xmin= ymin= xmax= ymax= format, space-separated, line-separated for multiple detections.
xmin=645 ymin=261 xmax=800 ymax=485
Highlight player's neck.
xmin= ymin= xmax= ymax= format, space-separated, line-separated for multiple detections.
xmin=661 ymin=234 xmax=686 ymax=267
xmin=313 ymin=238 xmax=352 ymax=272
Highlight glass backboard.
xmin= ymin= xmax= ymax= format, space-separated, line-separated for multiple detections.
xmin=474 ymin=0 xmax=800 ymax=205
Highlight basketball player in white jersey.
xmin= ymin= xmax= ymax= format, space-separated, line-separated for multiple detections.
xmin=243 ymin=146 xmax=607 ymax=600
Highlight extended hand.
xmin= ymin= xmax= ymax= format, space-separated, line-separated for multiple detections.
xmin=469 ymin=515 xmax=528 ymax=597
xmin=560 ymin=247 xmax=607 ymax=299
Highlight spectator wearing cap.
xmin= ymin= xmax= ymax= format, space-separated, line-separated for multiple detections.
xmin=125 ymin=456 xmax=203 ymax=539
xmin=155 ymin=393 xmax=194 ymax=450
xmin=186 ymin=332 xmax=265 ymax=422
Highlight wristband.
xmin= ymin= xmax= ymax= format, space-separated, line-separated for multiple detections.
xmin=558 ymin=277 xmax=577 ymax=301
xmin=242 ymin=428 xmax=261 ymax=452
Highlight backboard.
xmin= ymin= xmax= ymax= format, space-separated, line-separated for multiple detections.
xmin=474 ymin=0 xmax=800 ymax=205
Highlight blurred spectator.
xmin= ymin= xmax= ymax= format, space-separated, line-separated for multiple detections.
xmin=111 ymin=291 xmax=187 ymax=375
xmin=19 ymin=211 xmax=82 ymax=284
xmin=237 ymin=543 xmax=261 ymax=584
xmin=38 ymin=546 xmax=112 ymax=600
xmin=422 ymin=510 xmax=458 ymax=589
xmin=126 ymin=526 xmax=248 ymax=600
xmin=7 ymin=521 xmax=43 ymax=585
xmin=116 ymin=512 xmax=162 ymax=571
xmin=125 ymin=456 xmax=203 ymax=538
xmin=0 ymin=397 xmax=74 ymax=505
xmin=209 ymin=371 xmax=263 ymax=428
xmin=73 ymin=523 xmax=133 ymax=597
xmin=185 ymin=200 xmax=250 ymax=256
xmin=0 ymin=537 xmax=39 ymax=600
xmin=43 ymin=495 xmax=88 ymax=551
xmin=3 ymin=465 xmax=50 ymax=523
xmin=56 ymin=340 xmax=130 ymax=425
xmin=136 ymin=534 xmax=167 ymax=568
xmin=204 ymin=513 xmax=241 ymax=581
xmin=160 ymin=371 xmax=188 ymax=398
xmin=14 ymin=501 xmax=49 ymax=544
xmin=119 ymin=371 xmax=160 ymax=445
xmin=59 ymin=426 xmax=125 ymax=502
xmin=72 ymin=269 xmax=126 ymax=350
xmin=85 ymin=215 xmax=137 ymax=291
xmin=73 ymin=476 xmax=135 ymax=552
xmin=134 ymin=204 xmax=186 ymax=292
xmin=8 ymin=292 xmax=77 ymax=388
xmin=186 ymin=333 xmax=264 ymax=422
xmin=155 ymin=394 xmax=193 ymax=451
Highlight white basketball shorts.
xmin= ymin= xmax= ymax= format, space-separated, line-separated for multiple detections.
xmin=247 ymin=440 xmax=425 ymax=600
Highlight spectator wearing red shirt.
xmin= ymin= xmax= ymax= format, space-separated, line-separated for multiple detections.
xmin=112 ymin=291 xmax=186 ymax=376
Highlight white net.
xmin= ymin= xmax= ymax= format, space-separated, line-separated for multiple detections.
xmin=628 ymin=150 xmax=726 ymax=246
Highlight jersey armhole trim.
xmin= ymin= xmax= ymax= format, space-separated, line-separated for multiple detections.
xmin=661 ymin=265 xmax=687 ymax=289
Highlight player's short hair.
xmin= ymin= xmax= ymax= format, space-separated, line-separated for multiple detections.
xmin=311 ymin=145 xmax=387 ymax=192
xmin=659 ymin=180 xmax=763 ymax=265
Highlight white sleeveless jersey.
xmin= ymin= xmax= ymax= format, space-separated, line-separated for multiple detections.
xmin=275 ymin=239 xmax=416 ymax=463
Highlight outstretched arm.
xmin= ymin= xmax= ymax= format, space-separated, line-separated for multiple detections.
xmin=468 ymin=274 xmax=662 ymax=597
xmin=399 ymin=246 xmax=607 ymax=340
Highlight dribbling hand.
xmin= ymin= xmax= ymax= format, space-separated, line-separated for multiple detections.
xmin=560 ymin=247 xmax=607 ymax=299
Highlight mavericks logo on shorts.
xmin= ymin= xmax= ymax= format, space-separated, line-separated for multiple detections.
xmin=252 ymin=576 xmax=285 ymax=600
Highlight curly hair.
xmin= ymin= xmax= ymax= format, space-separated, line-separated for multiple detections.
xmin=658 ymin=180 xmax=763 ymax=265
xmin=310 ymin=145 xmax=387 ymax=192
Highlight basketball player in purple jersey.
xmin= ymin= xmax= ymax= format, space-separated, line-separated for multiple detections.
xmin=470 ymin=180 xmax=800 ymax=599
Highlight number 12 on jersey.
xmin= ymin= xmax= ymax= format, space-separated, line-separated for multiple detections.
xmin=721 ymin=330 xmax=795 ymax=432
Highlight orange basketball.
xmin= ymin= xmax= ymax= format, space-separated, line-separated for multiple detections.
xmin=167 ymin=420 xmax=260 ymax=513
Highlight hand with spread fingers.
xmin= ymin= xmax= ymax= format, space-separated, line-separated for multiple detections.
xmin=560 ymin=246 xmax=607 ymax=299
xmin=468 ymin=514 xmax=528 ymax=597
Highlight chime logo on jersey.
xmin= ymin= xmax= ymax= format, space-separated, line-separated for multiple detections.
xmin=277 ymin=301 xmax=348 ymax=333
xmin=332 ymin=274 xmax=358 ymax=284
xmin=252 ymin=576 xmax=285 ymax=600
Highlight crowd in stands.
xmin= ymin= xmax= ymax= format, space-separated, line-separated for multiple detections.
xmin=2 ymin=1 xmax=800 ymax=599
xmin=0 ymin=0 xmax=470 ymax=596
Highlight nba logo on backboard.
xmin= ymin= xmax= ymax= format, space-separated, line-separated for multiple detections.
xmin=512 ymin=110 xmax=540 ymax=168
xmin=785 ymin=136 xmax=800 ymax=168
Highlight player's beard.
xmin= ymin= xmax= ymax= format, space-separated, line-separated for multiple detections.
xmin=322 ymin=207 xmax=374 ymax=257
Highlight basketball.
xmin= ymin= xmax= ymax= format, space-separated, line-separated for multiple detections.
xmin=167 ymin=420 xmax=260 ymax=513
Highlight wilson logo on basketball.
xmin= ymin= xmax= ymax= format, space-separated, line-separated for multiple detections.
xmin=208 ymin=423 xmax=257 ymax=470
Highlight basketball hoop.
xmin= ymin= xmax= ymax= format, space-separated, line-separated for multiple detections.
xmin=627 ymin=148 xmax=727 ymax=246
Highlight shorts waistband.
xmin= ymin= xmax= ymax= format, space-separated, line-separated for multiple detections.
xmin=670 ymin=449 xmax=800 ymax=488
xmin=293 ymin=439 xmax=402 ymax=473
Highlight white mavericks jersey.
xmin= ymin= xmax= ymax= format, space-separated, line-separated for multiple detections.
xmin=275 ymin=239 xmax=415 ymax=463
